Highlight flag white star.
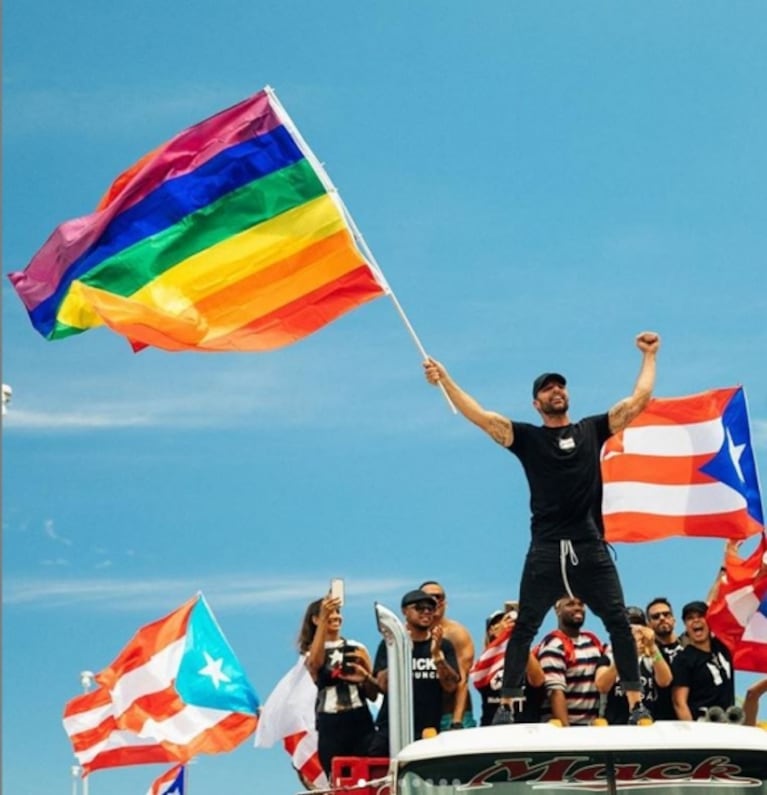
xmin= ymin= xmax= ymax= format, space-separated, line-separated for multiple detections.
xmin=726 ymin=428 xmax=746 ymax=483
xmin=198 ymin=651 xmax=231 ymax=689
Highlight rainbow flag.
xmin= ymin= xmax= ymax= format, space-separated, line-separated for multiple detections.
xmin=9 ymin=88 xmax=388 ymax=351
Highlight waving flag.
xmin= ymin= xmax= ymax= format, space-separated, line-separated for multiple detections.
xmin=146 ymin=765 xmax=184 ymax=795
xmin=254 ymin=656 xmax=328 ymax=790
xmin=62 ymin=594 xmax=259 ymax=774
xmin=9 ymin=87 xmax=388 ymax=352
xmin=602 ymin=387 xmax=764 ymax=543
xmin=708 ymin=536 xmax=767 ymax=673
xmin=470 ymin=628 xmax=511 ymax=690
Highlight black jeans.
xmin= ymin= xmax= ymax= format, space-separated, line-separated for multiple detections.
xmin=501 ymin=538 xmax=641 ymax=697
xmin=317 ymin=706 xmax=376 ymax=775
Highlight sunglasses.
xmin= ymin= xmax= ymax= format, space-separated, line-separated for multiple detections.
xmin=429 ymin=593 xmax=446 ymax=602
xmin=411 ymin=603 xmax=436 ymax=613
xmin=649 ymin=610 xmax=672 ymax=620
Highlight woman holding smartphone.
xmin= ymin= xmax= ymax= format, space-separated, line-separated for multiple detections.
xmin=300 ymin=592 xmax=379 ymax=776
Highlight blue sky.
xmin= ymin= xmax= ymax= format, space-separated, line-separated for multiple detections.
xmin=3 ymin=2 xmax=767 ymax=794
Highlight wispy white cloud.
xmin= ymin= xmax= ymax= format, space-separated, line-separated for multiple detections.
xmin=6 ymin=407 xmax=153 ymax=430
xmin=44 ymin=518 xmax=72 ymax=546
xmin=40 ymin=558 xmax=69 ymax=567
xmin=1 ymin=325 xmax=454 ymax=434
xmin=2 ymin=574 xmax=413 ymax=613
xmin=3 ymin=83 xmax=255 ymax=139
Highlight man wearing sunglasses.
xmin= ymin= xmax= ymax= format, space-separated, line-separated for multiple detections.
xmin=370 ymin=589 xmax=460 ymax=754
xmin=645 ymin=597 xmax=685 ymax=720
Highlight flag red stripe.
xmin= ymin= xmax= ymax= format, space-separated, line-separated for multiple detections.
xmin=283 ymin=731 xmax=326 ymax=786
xmin=117 ymin=685 xmax=186 ymax=731
xmin=617 ymin=389 xmax=736 ymax=427
xmin=97 ymin=598 xmax=195 ymax=685
xmin=84 ymin=742 xmax=182 ymax=775
xmin=183 ymin=712 xmax=258 ymax=758
xmin=604 ymin=510 xmax=761 ymax=543
xmin=602 ymin=452 xmax=717 ymax=485
xmin=70 ymin=716 xmax=119 ymax=753
xmin=63 ymin=686 xmax=112 ymax=718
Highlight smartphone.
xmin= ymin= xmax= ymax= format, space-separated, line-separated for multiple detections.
xmin=330 ymin=577 xmax=344 ymax=606
xmin=342 ymin=644 xmax=357 ymax=675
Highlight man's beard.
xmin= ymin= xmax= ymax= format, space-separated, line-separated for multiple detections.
xmin=540 ymin=399 xmax=569 ymax=416
xmin=561 ymin=615 xmax=583 ymax=631
xmin=655 ymin=626 xmax=673 ymax=642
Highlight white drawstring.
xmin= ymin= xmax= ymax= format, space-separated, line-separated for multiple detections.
xmin=559 ymin=539 xmax=579 ymax=598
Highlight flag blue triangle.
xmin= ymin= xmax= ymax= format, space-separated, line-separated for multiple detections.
xmin=175 ymin=597 xmax=259 ymax=714
xmin=699 ymin=387 xmax=764 ymax=524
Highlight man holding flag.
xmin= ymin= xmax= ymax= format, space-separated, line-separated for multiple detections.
xmin=424 ymin=331 xmax=660 ymax=725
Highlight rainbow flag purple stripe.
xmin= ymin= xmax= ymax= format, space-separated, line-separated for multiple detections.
xmin=9 ymin=88 xmax=387 ymax=352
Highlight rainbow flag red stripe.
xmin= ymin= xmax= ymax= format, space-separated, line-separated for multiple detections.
xmin=9 ymin=88 xmax=387 ymax=351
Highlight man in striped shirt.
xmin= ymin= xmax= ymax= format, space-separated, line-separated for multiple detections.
xmin=538 ymin=596 xmax=604 ymax=726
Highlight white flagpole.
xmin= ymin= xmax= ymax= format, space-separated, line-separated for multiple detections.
xmin=265 ymin=86 xmax=456 ymax=414
xmin=71 ymin=766 xmax=81 ymax=795
xmin=79 ymin=671 xmax=95 ymax=795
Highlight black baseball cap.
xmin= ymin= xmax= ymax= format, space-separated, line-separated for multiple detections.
xmin=401 ymin=589 xmax=438 ymax=609
xmin=681 ymin=600 xmax=708 ymax=620
xmin=532 ymin=372 xmax=566 ymax=397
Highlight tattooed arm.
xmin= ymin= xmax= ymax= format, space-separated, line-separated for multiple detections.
xmin=608 ymin=332 xmax=661 ymax=435
xmin=423 ymin=357 xmax=513 ymax=447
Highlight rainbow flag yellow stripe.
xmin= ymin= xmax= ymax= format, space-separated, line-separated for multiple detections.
xmin=10 ymin=89 xmax=386 ymax=351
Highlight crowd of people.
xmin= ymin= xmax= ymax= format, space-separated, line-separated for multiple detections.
xmin=288 ymin=330 xmax=766 ymax=782
xmin=295 ymin=580 xmax=767 ymax=778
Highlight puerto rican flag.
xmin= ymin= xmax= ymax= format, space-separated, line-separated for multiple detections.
xmin=601 ymin=387 xmax=764 ymax=543
xmin=470 ymin=628 xmax=511 ymax=690
xmin=708 ymin=536 xmax=767 ymax=673
xmin=254 ymin=656 xmax=329 ymax=790
xmin=62 ymin=594 xmax=259 ymax=775
xmin=146 ymin=765 xmax=184 ymax=795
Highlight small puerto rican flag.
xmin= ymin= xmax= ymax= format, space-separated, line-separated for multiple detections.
xmin=146 ymin=765 xmax=184 ymax=795
xmin=708 ymin=536 xmax=767 ymax=674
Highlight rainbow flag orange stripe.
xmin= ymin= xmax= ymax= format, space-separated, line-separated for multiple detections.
xmin=9 ymin=88 xmax=387 ymax=351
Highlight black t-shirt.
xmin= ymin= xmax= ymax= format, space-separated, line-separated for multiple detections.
xmin=374 ymin=636 xmax=459 ymax=740
xmin=671 ymin=638 xmax=735 ymax=719
xmin=509 ymin=414 xmax=612 ymax=542
xmin=654 ymin=639 xmax=685 ymax=720
xmin=478 ymin=680 xmax=542 ymax=726
xmin=597 ymin=650 xmax=659 ymax=725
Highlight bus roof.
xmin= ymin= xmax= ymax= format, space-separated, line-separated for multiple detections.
xmin=395 ymin=722 xmax=767 ymax=762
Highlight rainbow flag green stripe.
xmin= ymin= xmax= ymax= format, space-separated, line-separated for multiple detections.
xmin=9 ymin=88 xmax=386 ymax=352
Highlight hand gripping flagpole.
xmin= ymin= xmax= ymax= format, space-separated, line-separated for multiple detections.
xmin=265 ymin=87 xmax=456 ymax=414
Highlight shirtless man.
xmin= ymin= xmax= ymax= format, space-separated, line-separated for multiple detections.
xmin=420 ymin=580 xmax=476 ymax=728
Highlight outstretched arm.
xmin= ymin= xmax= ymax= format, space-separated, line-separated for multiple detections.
xmin=423 ymin=358 xmax=513 ymax=447
xmin=744 ymin=677 xmax=767 ymax=726
xmin=608 ymin=332 xmax=661 ymax=434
